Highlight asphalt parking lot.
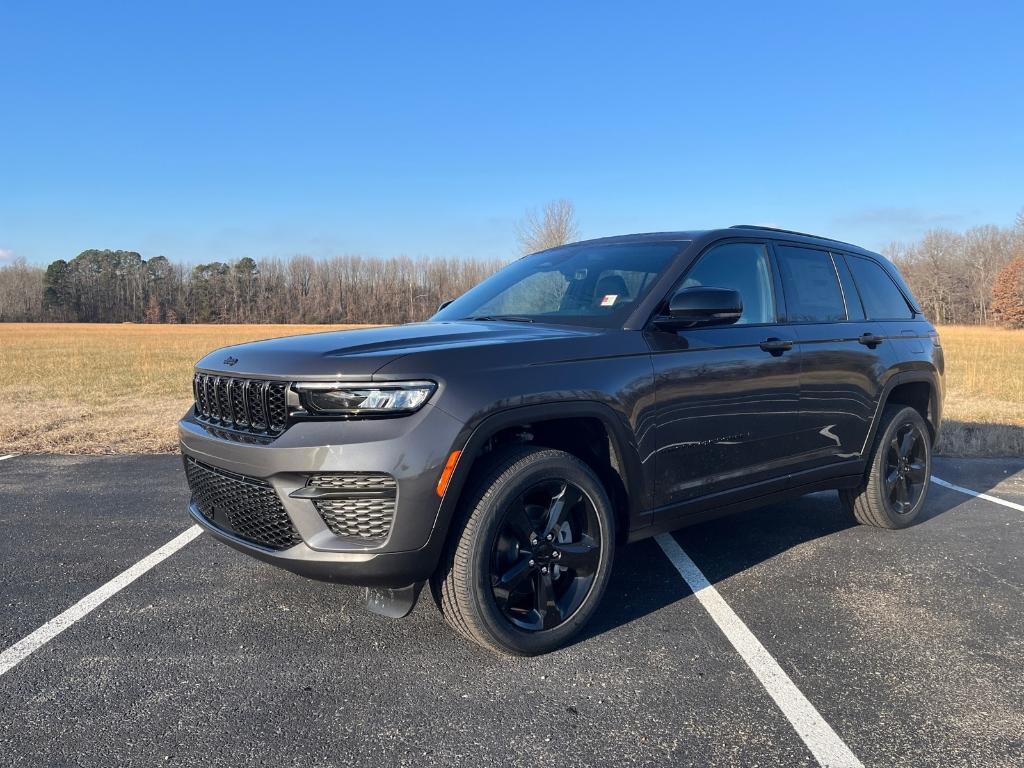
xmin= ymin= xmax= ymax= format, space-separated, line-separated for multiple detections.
xmin=1 ymin=454 xmax=1022 ymax=767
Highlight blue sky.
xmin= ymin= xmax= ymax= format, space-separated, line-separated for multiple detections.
xmin=2 ymin=1 xmax=1022 ymax=266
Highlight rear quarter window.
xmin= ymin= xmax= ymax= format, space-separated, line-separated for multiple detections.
xmin=846 ymin=255 xmax=915 ymax=320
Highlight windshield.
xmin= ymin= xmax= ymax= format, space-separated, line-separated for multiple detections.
xmin=432 ymin=241 xmax=685 ymax=328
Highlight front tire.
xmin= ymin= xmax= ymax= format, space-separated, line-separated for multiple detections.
xmin=841 ymin=405 xmax=932 ymax=529
xmin=433 ymin=446 xmax=616 ymax=656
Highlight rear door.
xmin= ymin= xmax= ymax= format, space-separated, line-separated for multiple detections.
xmin=772 ymin=242 xmax=886 ymax=471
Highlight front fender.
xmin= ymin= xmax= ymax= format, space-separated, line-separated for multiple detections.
xmin=428 ymin=400 xmax=650 ymax=548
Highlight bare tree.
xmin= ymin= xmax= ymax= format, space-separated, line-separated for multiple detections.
xmin=0 ymin=257 xmax=44 ymax=321
xmin=886 ymin=219 xmax=1019 ymax=325
xmin=517 ymin=199 xmax=580 ymax=254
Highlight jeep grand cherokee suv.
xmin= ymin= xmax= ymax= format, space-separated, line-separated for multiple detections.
xmin=180 ymin=226 xmax=943 ymax=655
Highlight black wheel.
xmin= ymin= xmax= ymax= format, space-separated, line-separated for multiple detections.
xmin=841 ymin=405 xmax=932 ymax=529
xmin=432 ymin=446 xmax=616 ymax=655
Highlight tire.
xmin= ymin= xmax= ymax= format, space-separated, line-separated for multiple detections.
xmin=841 ymin=405 xmax=932 ymax=529
xmin=432 ymin=446 xmax=616 ymax=656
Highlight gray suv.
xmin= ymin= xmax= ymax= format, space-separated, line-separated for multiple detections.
xmin=180 ymin=226 xmax=943 ymax=655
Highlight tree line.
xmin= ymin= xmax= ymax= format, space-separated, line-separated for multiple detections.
xmin=0 ymin=250 xmax=506 ymax=324
xmin=0 ymin=201 xmax=580 ymax=325
xmin=883 ymin=211 xmax=1024 ymax=326
xmin=1 ymin=205 xmax=1022 ymax=326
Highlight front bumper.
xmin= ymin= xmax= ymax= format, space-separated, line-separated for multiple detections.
xmin=179 ymin=402 xmax=465 ymax=587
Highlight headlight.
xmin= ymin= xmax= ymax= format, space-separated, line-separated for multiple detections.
xmin=294 ymin=381 xmax=436 ymax=416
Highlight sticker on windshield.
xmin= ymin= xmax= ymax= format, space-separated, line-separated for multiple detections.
xmin=600 ymin=294 xmax=618 ymax=307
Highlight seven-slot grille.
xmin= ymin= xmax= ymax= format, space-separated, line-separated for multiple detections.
xmin=308 ymin=473 xmax=397 ymax=541
xmin=193 ymin=373 xmax=289 ymax=435
xmin=185 ymin=457 xmax=300 ymax=550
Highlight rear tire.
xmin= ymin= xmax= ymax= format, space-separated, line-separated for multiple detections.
xmin=432 ymin=446 xmax=616 ymax=656
xmin=841 ymin=405 xmax=932 ymax=529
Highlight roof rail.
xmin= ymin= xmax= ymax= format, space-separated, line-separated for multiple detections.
xmin=729 ymin=224 xmax=849 ymax=245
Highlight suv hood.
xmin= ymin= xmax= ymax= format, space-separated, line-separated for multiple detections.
xmin=195 ymin=321 xmax=597 ymax=379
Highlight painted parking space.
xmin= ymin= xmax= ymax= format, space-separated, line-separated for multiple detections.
xmin=0 ymin=455 xmax=192 ymax=649
xmin=672 ymin=459 xmax=1024 ymax=767
xmin=0 ymin=455 xmax=1021 ymax=766
xmin=0 ymin=516 xmax=814 ymax=765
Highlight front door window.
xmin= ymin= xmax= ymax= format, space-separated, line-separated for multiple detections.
xmin=680 ymin=242 xmax=775 ymax=324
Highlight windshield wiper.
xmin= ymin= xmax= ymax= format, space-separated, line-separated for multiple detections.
xmin=464 ymin=315 xmax=535 ymax=323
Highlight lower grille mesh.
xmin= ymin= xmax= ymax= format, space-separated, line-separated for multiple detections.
xmin=185 ymin=458 xmax=300 ymax=550
xmin=308 ymin=473 xmax=397 ymax=541
xmin=314 ymin=497 xmax=396 ymax=539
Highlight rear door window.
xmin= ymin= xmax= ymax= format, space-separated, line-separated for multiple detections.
xmin=774 ymin=245 xmax=847 ymax=323
xmin=846 ymin=255 xmax=915 ymax=320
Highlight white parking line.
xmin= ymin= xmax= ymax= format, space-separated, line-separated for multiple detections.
xmin=0 ymin=525 xmax=203 ymax=678
xmin=931 ymin=475 xmax=1024 ymax=512
xmin=655 ymin=533 xmax=863 ymax=768
xmin=0 ymin=454 xmax=17 ymax=462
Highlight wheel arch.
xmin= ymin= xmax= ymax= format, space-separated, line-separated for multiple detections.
xmin=862 ymin=369 xmax=942 ymax=454
xmin=436 ymin=402 xmax=647 ymax=545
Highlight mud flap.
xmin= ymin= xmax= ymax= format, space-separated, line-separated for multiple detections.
xmin=365 ymin=581 xmax=424 ymax=619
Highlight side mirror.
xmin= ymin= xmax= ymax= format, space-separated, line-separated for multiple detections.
xmin=659 ymin=287 xmax=743 ymax=327
xmin=437 ymin=299 xmax=454 ymax=312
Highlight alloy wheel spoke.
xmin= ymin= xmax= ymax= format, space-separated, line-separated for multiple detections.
xmin=534 ymin=570 xmax=563 ymax=629
xmin=899 ymin=428 xmax=917 ymax=459
xmin=907 ymin=461 xmax=927 ymax=483
xmin=889 ymin=437 xmax=901 ymax=461
xmin=553 ymin=537 xmax=600 ymax=575
xmin=506 ymin=505 xmax=538 ymax=547
xmin=543 ymin=483 xmax=583 ymax=537
xmin=885 ymin=468 xmax=901 ymax=493
xmin=493 ymin=556 xmax=535 ymax=607
xmin=542 ymin=485 xmax=567 ymax=536
xmin=894 ymin=476 xmax=909 ymax=508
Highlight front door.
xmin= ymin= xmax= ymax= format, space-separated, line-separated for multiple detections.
xmin=645 ymin=241 xmax=802 ymax=511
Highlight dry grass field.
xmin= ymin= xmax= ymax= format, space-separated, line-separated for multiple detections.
xmin=0 ymin=323 xmax=368 ymax=454
xmin=0 ymin=322 xmax=1021 ymax=457
xmin=933 ymin=325 xmax=1024 ymax=456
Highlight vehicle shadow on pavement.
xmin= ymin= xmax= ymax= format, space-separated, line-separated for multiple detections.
xmin=933 ymin=452 xmax=1024 ymax=502
xmin=574 ymin=484 xmax=974 ymax=645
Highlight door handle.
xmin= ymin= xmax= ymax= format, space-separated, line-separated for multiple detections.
xmin=858 ymin=332 xmax=884 ymax=347
xmin=759 ymin=337 xmax=794 ymax=354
